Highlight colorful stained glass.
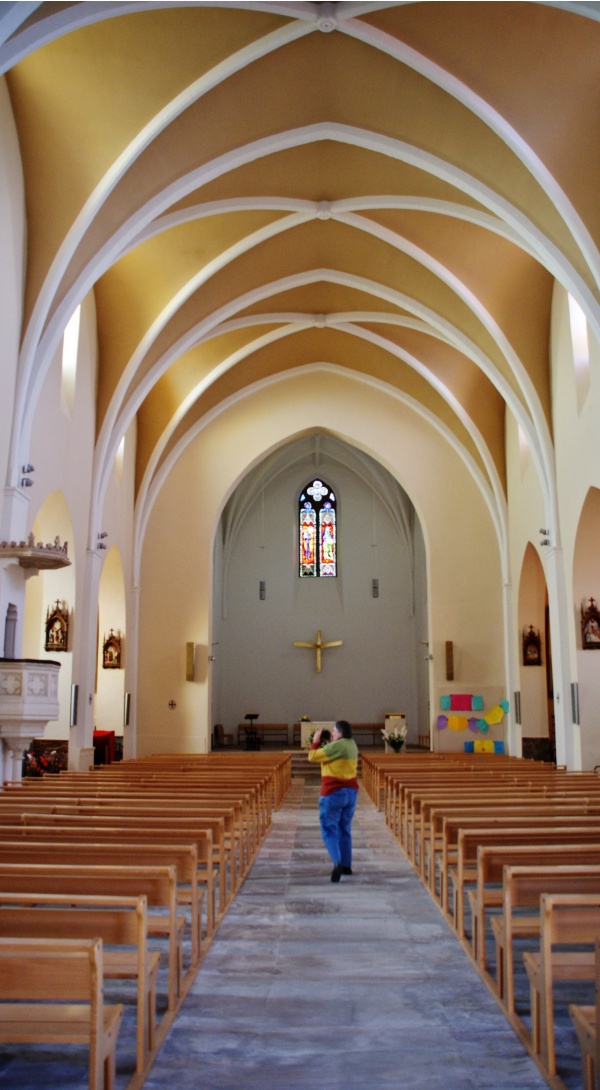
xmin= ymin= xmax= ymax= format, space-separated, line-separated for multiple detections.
xmin=299 ymin=480 xmax=336 ymax=577
xmin=319 ymin=505 xmax=336 ymax=576
xmin=300 ymin=506 xmax=317 ymax=576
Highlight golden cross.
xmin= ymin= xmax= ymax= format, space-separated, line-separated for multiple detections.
xmin=293 ymin=629 xmax=342 ymax=673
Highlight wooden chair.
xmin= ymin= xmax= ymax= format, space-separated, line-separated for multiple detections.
xmin=213 ymin=723 xmax=234 ymax=748
xmin=0 ymin=936 xmax=123 ymax=1090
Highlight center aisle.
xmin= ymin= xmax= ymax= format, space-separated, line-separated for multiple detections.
xmin=143 ymin=777 xmax=550 ymax=1090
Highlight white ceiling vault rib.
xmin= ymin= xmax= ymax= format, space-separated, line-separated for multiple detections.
xmin=1 ymin=1 xmax=591 ymax=578
xmin=22 ymin=110 xmax=599 ymax=469
xmin=92 ymin=259 xmax=515 ymax=505
xmin=10 ymin=16 xmax=315 ymax=480
xmin=92 ymin=234 xmax=556 ymax=543
xmin=339 ymin=14 xmax=600 ymax=292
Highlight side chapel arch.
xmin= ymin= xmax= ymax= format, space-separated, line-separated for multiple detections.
xmin=573 ymin=486 xmax=600 ymax=769
xmin=517 ymin=541 xmax=552 ymax=759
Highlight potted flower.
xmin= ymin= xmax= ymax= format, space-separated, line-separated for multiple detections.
xmin=381 ymin=721 xmax=408 ymax=753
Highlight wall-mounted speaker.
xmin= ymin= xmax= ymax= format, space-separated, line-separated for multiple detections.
xmin=185 ymin=642 xmax=195 ymax=681
xmin=445 ymin=641 xmax=454 ymax=681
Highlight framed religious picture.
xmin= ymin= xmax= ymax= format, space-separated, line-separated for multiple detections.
xmin=522 ymin=624 xmax=542 ymax=666
xmin=581 ymin=597 xmax=600 ymax=650
xmin=44 ymin=600 xmax=69 ymax=652
xmin=102 ymin=628 xmax=122 ymax=669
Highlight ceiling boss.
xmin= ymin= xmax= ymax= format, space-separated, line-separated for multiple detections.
xmin=293 ymin=629 xmax=342 ymax=674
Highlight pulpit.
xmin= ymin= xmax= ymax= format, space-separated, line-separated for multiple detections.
xmin=0 ymin=659 xmax=61 ymax=782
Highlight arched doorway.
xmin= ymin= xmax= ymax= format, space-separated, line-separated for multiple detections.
xmin=573 ymin=486 xmax=600 ymax=769
xmin=517 ymin=542 xmax=553 ymax=761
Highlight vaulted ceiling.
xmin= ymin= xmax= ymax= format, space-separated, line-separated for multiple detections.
xmin=3 ymin=1 xmax=600 ymax=530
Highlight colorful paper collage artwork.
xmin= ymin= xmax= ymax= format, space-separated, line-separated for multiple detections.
xmin=436 ymin=695 xmax=509 ymax=734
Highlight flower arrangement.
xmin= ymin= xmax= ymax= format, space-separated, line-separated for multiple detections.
xmin=381 ymin=721 xmax=408 ymax=752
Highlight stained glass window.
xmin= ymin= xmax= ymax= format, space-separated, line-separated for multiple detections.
xmin=299 ymin=479 xmax=336 ymax=577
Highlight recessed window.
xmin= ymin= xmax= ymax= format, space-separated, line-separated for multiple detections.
xmin=568 ymin=293 xmax=590 ymax=414
xmin=115 ymin=435 xmax=125 ymax=486
xmin=61 ymin=305 xmax=81 ymax=419
xmin=299 ymin=479 xmax=337 ymax=577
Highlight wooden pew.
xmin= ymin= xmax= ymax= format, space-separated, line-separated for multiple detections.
xmin=1 ymin=820 xmax=217 ymax=939
xmin=0 ymin=892 xmax=156 ymax=1076
xmin=0 ymin=863 xmax=182 ymax=1014
xmin=449 ymin=825 xmax=600 ymax=939
xmin=409 ymin=788 xmax=600 ymax=876
xmin=523 ymin=892 xmax=600 ymax=1076
xmin=432 ymin=812 xmax=600 ymax=909
xmin=0 ymin=839 xmax=203 ymax=966
xmin=387 ymin=767 xmax=598 ymax=840
xmin=43 ymin=777 xmax=270 ymax=850
xmin=121 ymin=752 xmax=292 ymax=809
xmin=489 ymin=860 xmax=600 ymax=1013
xmin=0 ymin=936 xmax=123 ymax=1090
xmin=382 ymin=761 xmax=569 ymax=830
xmin=569 ymin=937 xmax=600 ymax=1090
xmin=0 ymin=796 xmax=247 ymax=891
xmin=416 ymin=780 xmax=600 ymax=872
xmin=469 ymin=846 xmax=600 ymax=969
xmin=432 ymin=809 xmax=600 ymax=913
xmin=19 ymin=810 xmax=228 ymax=921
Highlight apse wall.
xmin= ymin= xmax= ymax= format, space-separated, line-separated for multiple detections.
xmin=211 ymin=455 xmax=427 ymax=739
xmin=136 ymin=369 xmax=505 ymax=755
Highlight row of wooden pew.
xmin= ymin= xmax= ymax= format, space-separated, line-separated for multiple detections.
xmin=0 ymin=750 xmax=291 ymax=1090
xmin=361 ymin=750 xmax=600 ymax=1090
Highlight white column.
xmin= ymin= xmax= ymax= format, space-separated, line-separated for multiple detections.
xmin=123 ymin=582 xmax=139 ymax=760
xmin=0 ymin=487 xmax=30 ymax=656
xmin=69 ymin=547 xmax=103 ymax=770
xmin=544 ymin=544 xmax=581 ymax=769
xmin=501 ymin=578 xmax=522 ymax=757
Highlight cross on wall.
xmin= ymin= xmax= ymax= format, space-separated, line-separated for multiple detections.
xmin=293 ymin=629 xmax=342 ymax=673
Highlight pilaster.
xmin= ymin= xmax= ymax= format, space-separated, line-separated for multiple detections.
xmin=69 ymin=547 xmax=104 ymax=764
xmin=544 ymin=544 xmax=581 ymax=769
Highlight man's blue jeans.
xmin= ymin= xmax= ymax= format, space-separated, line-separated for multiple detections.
xmin=318 ymin=787 xmax=358 ymax=868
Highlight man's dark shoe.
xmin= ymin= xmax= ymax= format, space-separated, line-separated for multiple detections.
xmin=331 ymin=864 xmax=342 ymax=882
xmin=341 ymin=866 xmax=353 ymax=875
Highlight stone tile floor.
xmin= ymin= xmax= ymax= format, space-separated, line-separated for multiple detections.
xmin=0 ymin=778 xmax=584 ymax=1090
xmin=144 ymin=780 xmax=554 ymax=1090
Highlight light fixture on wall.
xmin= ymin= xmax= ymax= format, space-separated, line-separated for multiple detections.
xmin=259 ymin=581 xmax=266 ymax=600
xmin=20 ymin=464 xmax=34 ymax=488
xmin=372 ymin=578 xmax=379 ymax=598
xmin=69 ymin=683 xmax=78 ymax=727
xmin=445 ymin=641 xmax=454 ymax=681
xmin=571 ymin=682 xmax=580 ymax=725
xmin=97 ymin=531 xmax=108 ymax=550
xmin=539 ymin=528 xmax=550 ymax=546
